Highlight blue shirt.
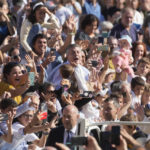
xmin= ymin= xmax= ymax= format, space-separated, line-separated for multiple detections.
xmin=110 ymin=23 xmax=138 ymax=43
xmin=83 ymin=1 xmax=103 ymax=21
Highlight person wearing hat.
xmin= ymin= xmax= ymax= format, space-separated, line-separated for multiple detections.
xmin=1 ymin=105 xmax=56 ymax=150
xmin=112 ymin=34 xmax=135 ymax=77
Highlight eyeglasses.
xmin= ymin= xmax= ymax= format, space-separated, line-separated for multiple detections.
xmin=23 ymin=114 xmax=33 ymax=119
xmin=46 ymin=90 xmax=55 ymax=95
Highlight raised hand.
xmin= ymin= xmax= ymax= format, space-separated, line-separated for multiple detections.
xmin=65 ymin=15 xmax=76 ymax=34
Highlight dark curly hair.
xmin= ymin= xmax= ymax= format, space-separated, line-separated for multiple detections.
xmin=80 ymin=14 xmax=99 ymax=31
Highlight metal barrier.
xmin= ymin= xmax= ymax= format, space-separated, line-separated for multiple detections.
xmin=77 ymin=120 xmax=150 ymax=150
xmin=87 ymin=121 xmax=150 ymax=127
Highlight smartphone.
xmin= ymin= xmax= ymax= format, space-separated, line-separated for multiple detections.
xmin=62 ymin=85 xmax=69 ymax=97
xmin=91 ymin=60 xmax=98 ymax=67
xmin=40 ymin=103 xmax=48 ymax=123
xmin=19 ymin=73 xmax=28 ymax=85
xmin=97 ymin=45 xmax=109 ymax=51
xmin=102 ymin=31 xmax=109 ymax=38
xmin=28 ymin=72 xmax=35 ymax=86
xmin=98 ymin=36 xmax=104 ymax=44
xmin=50 ymin=48 xmax=56 ymax=56
xmin=111 ymin=126 xmax=120 ymax=146
xmin=71 ymin=136 xmax=88 ymax=146
xmin=80 ymin=91 xmax=93 ymax=98
xmin=0 ymin=113 xmax=8 ymax=122
xmin=36 ymin=66 xmax=41 ymax=73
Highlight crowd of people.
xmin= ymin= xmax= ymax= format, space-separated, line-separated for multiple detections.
xmin=0 ymin=0 xmax=150 ymax=150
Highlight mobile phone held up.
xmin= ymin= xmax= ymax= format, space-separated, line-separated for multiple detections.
xmin=40 ymin=103 xmax=48 ymax=123
xmin=70 ymin=136 xmax=88 ymax=146
xmin=91 ymin=60 xmax=98 ymax=67
xmin=50 ymin=48 xmax=56 ymax=56
xmin=97 ymin=45 xmax=109 ymax=51
xmin=0 ymin=113 xmax=8 ymax=122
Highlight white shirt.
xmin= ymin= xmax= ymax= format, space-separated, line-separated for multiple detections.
xmin=1 ymin=122 xmax=38 ymax=150
xmin=63 ymin=125 xmax=77 ymax=144
xmin=131 ymin=91 xmax=141 ymax=108
xmin=81 ymin=100 xmax=100 ymax=123
xmin=55 ymin=6 xmax=73 ymax=26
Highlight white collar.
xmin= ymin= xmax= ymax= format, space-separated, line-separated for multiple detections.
xmin=65 ymin=125 xmax=77 ymax=134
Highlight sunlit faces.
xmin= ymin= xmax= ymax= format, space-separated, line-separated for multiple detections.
xmin=141 ymin=91 xmax=150 ymax=105
xmin=2 ymin=106 xmax=17 ymax=117
xmin=33 ymin=38 xmax=47 ymax=56
xmin=46 ymin=85 xmax=56 ymax=103
xmin=105 ymin=73 xmax=115 ymax=83
xmin=30 ymin=96 xmax=40 ymax=112
xmin=35 ymin=6 xmax=46 ymax=23
xmin=6 ymin=66 xmax=23 ymax=87
xmin=108 ymin=38 xmax=118 ymax=50
xmin=133 ymin=85 xmax=145 ymax=96
xmin=18 ymin=110 xmax=34 ymax=127
xmin=84 ymin=21 xmax=98 ymax=35
xmin=119 ymin=39 xmax=130 ymax=49
xmin=121 ymin=10 xmax=134 ymax=28
xmin=134 ymin=45 xmax=145 ymax=60
xmin=11 ymin=48 xmax=21 ymax=63
xmin=137 ymin=62 xmax=150 ymax=76
xmin=67 ymin=46 xmax=82 ymax=66
xmin=102 ymin=101 xmax=118 ymax=121
xmin=62 ymin=107 xmax=79 ymax=130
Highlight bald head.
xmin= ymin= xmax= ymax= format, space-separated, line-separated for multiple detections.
xmin=62 ymin=105 xmax=79 ymax=130
xmin=63 ymin=105 xmax=79 ymax=114
xmin=121 ymin=7 xmax=134 ymax=28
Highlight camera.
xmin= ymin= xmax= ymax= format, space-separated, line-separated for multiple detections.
xmin=70 ymin=136 xmax=88 ymax=146
xmin=0 ymin=113 xmax=8 ymax=122
xmin=100 ymin=126 xmax=120 ymax=150
xmin=91 ymin=60 xmax=98 ymax=67
xmin=80 ymin=91 xmax=93 ymax=98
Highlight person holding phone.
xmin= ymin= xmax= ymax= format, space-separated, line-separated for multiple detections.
xmin=1 ymin=108 xmax=51 ymax=150
xmin=0 ymin=98 xmax=17 ymax=148
xmin=0 ymin=62 xmax=30 ymax=105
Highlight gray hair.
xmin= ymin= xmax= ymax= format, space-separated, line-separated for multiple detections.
xmin=121 ymin=7 xmax=135 ymax=16
xmin=66 ymin=44 xmax=81 ymax=55
xmin=100 ymin=21 xmax=113 ymax=31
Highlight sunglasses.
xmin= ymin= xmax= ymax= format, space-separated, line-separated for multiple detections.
xmin=46 ymin=90 xmax=55 ymax=95
xmin=12 ymin=54 xmax=20 ymax=60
